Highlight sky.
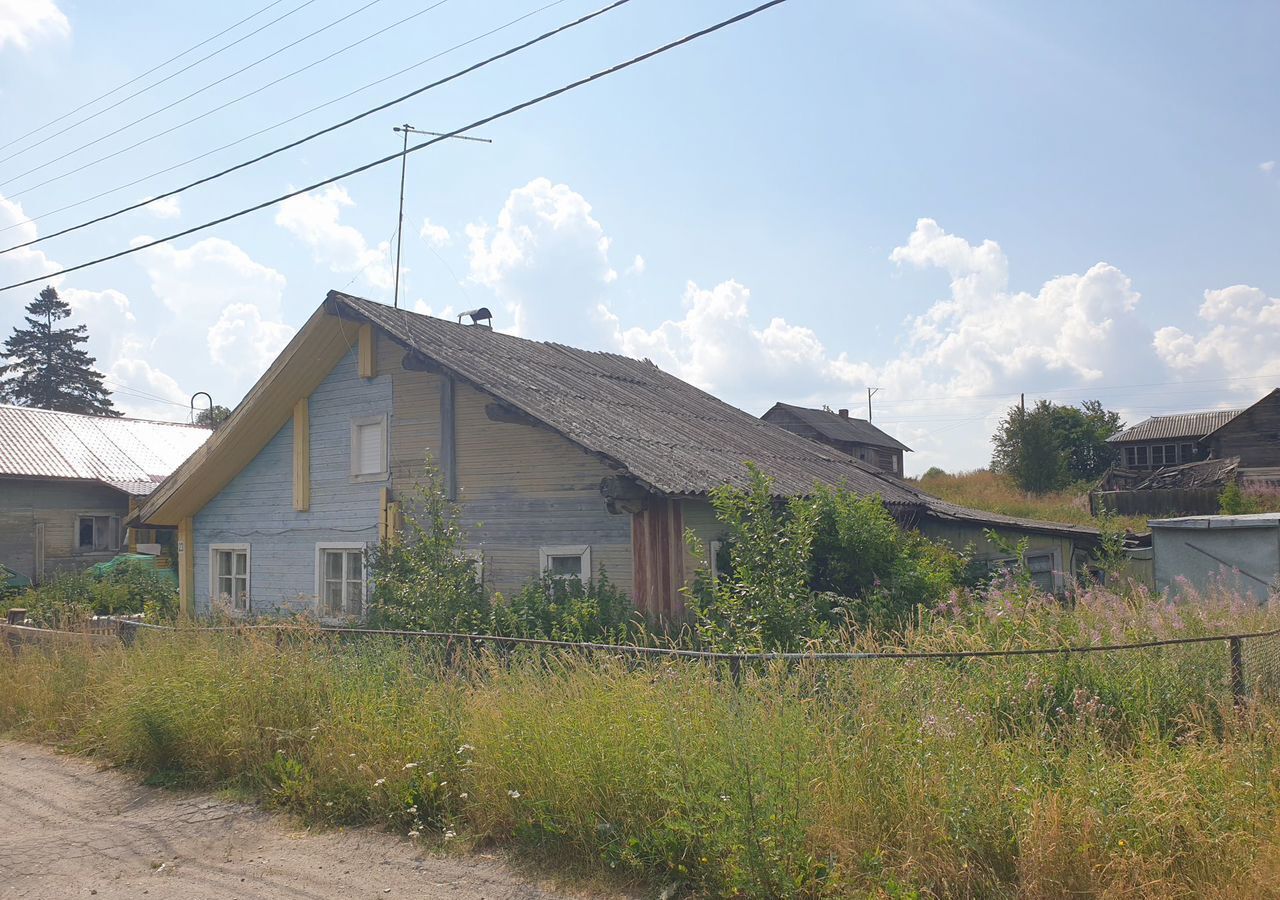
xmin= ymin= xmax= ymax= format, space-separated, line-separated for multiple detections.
xmin=0 ymin=0 xmax=1278 ymax=475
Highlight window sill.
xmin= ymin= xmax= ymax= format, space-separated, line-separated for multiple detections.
xmin=349 ymin=471 xmax=389 ymax=484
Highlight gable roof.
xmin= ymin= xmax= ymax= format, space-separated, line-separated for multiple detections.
xmin=332 ymin=293 xmax=924 ymax=503
xmin=1108 ymin=408 xmax=1244 ymax=443
xmin=136 ymin=292 xmax=1097 ymax=541
xmin=0 ymin=404 xmax=210 ymax=495
xmin=762 ymin=402 xmax=912 ymax=453
xmin=1202 ymin=388 xmax=1280 ymax=441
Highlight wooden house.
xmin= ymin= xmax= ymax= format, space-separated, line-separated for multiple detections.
xmin=761 ymin=403 xmax=910 ymax=476
xmin=1107 ymin=389 xmax=1280 ymax=471
xmin=0 ymin=405 xmax=211 ymax=584
xmin=135 ymin=292 xmax=1101 ymax=620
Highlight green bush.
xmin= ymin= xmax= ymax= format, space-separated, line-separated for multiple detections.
xmin=6 ymin=559 xmax=177 ymax=627
xmin=491 ymin=570 xmax=640 ymax=642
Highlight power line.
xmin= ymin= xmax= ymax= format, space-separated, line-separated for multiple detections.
xmin=0 ymin=0 xmax=324 ymax=165
xmin=1 ymin=0 xmax=773 ymax=292
xmin=0 ymin=0 xmax=296 ymax=154
xmin=0 ymin=0 xmax=395 ymax=188
xmin=2 ymin=0 xmax=458 ymax=203
xmin=1 ymin=0 xmax=612 ymax=255
xmin=0 ymin=0 xmax=571 ymax=240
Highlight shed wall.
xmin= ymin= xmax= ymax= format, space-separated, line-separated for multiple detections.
xmin=1153 ymin=525 xmax=1280 ymax=603
xmin=0 ymin=478 xmax=129 ymax=582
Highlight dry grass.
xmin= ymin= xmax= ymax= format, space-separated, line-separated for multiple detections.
xmin=4 ymin=585 xmax=1280 ymax=898
xmin=912 ymin=468 xmax=1148 ymax=532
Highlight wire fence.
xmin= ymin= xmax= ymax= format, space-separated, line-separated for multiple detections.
xmin=6 ymin=615 xmax=1280 ymax=705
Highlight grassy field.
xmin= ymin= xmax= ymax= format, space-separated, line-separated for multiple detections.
xmin=4 ymin=580 xmax=1280 ymax=898
xmin=912 ymin=469 xmax=1149 ymax=532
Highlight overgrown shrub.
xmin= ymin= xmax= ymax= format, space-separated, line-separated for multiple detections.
xmin=1221 ymin=481 xmax=1280 ymax=515
xmin=366 ymin=463 xmax=490 ymax=633
xmin=491 ymin=570 xmax=640 ymax=642
xmin=7 ymin=559 xmax=178 ymax=627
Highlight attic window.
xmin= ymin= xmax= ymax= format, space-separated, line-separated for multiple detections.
xmin=350 ymin=415 xmax=388 ymax=481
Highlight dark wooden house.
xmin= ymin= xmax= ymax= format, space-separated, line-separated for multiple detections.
xmin=1107 ymin=389 xmax=1280 ymax=471
xmin=761 ymin=403 xmax=910 ymax=476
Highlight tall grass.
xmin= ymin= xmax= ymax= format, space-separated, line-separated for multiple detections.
xmin=4 ymin=584 xmax=1280 ymax=898
xmin=913 ymin=469 xmax=1148 ymax=532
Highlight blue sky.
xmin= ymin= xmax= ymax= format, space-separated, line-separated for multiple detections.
xmin=1 ymin=0 xmax=1278 ymax=473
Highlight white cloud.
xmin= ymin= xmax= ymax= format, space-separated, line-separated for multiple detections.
xmin=467 ymin=177 xmax=617 ymax=337
xmin=419 ymin=218 xmax=450 ymax=247
xmin=135 ymin=235 xmax=286 ymax=321
xmin=0 ymin=192 xmax=62 ymax=291
xmin=106 ymin=354 xmax=190 ymax=420
xmin=0 ymin=0 xmax=69 ymax=51
xmin=207 ymin=303 xmax=295 ymax=373
xmin=1261 ymin=160 xmax=1276 ymax=175
xmin=275 ymin=186 xmax=393 ymax=289
xmin=142 ymin=195 xmax=181 ymax=219
xmin=1153 ymin=285 xmax=1280 ymax=385
xmin=627 ymin=254 xmax=646 ymax=276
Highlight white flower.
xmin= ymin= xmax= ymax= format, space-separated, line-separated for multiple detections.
xmin=443 ymin=829 xmax=456 ymax=840
xmin=325 ymin=801 xmax=334 ymax=808
xmin=720 ymin=795 xmax=730 ymax=802
xmin=408 ymin=830 xmax=420 ymax=838
xmin=374 ymin=778 xmax=386 ymax=786
xmin=407 ymin=806 xmax=417 ymax=814
xmin=457 ymin=744 xmax=474 ymax=754
xmin=508 ymin=790 xmax=521 ymax=799
xmin=403 ymin=762 xmax=418 ymax=770
xmin=459 ymin=793 xmax=468 ymax=800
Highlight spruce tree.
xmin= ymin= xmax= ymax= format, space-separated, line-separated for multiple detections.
xmin=0 ymin=285 xmax=119 ymax=416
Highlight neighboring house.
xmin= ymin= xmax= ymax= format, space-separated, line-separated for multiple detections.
xmin=761 ymin=403 xmax=910 ymax=476
xmin=1107 ymin=389 xmax=1280 ymax=471
xmin=135 ymin=291 xmax=1100 ymax=621
xmin=0 ymin=405 xmax=211 ymax=584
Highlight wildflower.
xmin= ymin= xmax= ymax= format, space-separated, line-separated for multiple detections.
xmin=443 ymin=829 xmax=456 ymax=840
xmin=720 ymin=795 xmax=730 ymax=802
xmin=374 ymin=778 xmax=386 ymax=786
xmin=459 ymin=793 xmax=468 ymax=800
xmin=325 ymin=801 xmax=334 ymax=808
xmin=1118 ymin=839 xmax=1127 ymax=847
xmin=408 ymin=830 xmax=420 ymax=838
xmin=457 ymin=744 xmax=474 ymax=754
xmin=407 ymin=806 xmax=417 ymax=814
xmin=508 ymin=790 xmax=521 ymax=799
xmin=439 ymin=781 xmax=447 ymax=787
xmin=348 ymin=753 xmax=356 ymax=758
xmin=403 ymin=762 xmax=418 ymax=770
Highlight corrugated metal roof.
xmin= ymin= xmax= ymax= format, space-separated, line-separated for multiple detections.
xmin=763 ymin=402 xmax=912 ymax=452
xmin=0 ymin=405 xmax=211 ymax=495
xmin=1108 ymin=409 xmax=1243 ymax=443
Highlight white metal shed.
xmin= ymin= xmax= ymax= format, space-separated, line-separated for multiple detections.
xmin=1149 ymin=513 xmax=1280 ymax=602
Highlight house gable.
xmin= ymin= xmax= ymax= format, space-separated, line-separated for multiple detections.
xmin=192 ymin=345 xmax=390 ymax=615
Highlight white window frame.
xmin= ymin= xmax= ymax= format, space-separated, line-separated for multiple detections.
xmin=539 ymin=544 xmax=591 ymax=580
xmin=209 ymin=543 xmax=251 ymax=613
xmin=314 ymin=542 xmax=367 ymax=620
xmin=349 ymin=414 xmax=389 ymax=482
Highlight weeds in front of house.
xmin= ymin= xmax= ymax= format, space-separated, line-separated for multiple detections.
xmin=4 ymin=583 xmax=1280 ymax=898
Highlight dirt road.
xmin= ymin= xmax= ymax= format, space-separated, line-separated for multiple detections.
xmin=0 ymin=742 xmax=573 ymax=900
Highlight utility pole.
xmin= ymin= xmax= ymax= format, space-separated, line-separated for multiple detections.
xmin=867 ymin=387 xmax=880 ymax=421
xmin=391 ymin=124 xmax=491 ymax=309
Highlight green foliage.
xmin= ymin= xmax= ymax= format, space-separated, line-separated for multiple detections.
xmin=921 ymin=465 xmax=947 ymax=479
xmin=491 ymin=571 xmax=640 ymax=642
xmin=992 ymin=399 xmax=1123 ymax=493
xmin=0 ymin=285 xmax=118 ymax=415
xmin=5 ymin=559 xmax=178 ymax=627
xmin=1092 ymin=508 xmax=1129 ymax=580
xmin=685 ymin=464 xmax=820 ymax=652
xmin=194 ymin=404 xmax=231 ymax=427
xmin=806 ymin=483 xmax=968 ymax=628
xmin=366 ymin=462 xmax=490 ymax=632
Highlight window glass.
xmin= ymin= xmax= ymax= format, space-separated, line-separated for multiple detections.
xmin=548 ymin=555 xmax=583 ymax=577
xmin=1135 ymin=446 xmax=1148 ymax=466
xmin=319 ymin=547 xmax=365 ymax=618
xmin=78 ymin=517 xmax=94 ymax=548
xmin=1026 ymin=553 xmax=1055 ymax=593
xmin=214 ymin=548 xmax=249 ymax=611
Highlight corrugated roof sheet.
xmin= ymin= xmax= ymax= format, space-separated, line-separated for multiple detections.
xmin=0 ymin=405 xmax=211 ymax=495
xmin=333 ymin=293 xmax=929 ymax=505
xmin=763 ymin=402 xmax=912 ymax=452
xmin=1108 ymin=409 xmax=1243 ymax=443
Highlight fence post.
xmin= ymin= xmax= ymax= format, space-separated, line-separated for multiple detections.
xmin=729 ymin=655 xmax=742 ymax=687
xmin=1229 ymin=637 xmax=1246 ymax=707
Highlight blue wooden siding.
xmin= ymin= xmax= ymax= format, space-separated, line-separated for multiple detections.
xmin=193 ymin=347 xmax=389 ymax=614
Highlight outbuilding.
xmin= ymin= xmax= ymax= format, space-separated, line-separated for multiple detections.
xmin=1149 ymin=513 xmax=1280 ymax=603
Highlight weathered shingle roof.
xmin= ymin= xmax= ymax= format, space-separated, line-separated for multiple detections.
xmin=763 ymin=402 xmax=912 ymax=452
xmin=0 ymin=404 xmax=210 ymax=495
xmin=1108 ymin=409 xmax=1244 ymax=443
xmin=332 ymin=293 xmax=928 ymax=505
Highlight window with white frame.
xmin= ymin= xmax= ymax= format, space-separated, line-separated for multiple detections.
xmin=315 ymin=543 xmax=366 ymax=618
xmin=210 ymin=544 xmax=250 ymax=612
xmin=76 ymin=514 xmax=121 ymax=552
xmin=539 ymin=545 xmax=590 ymax=579
xmin=350 ymin=415 xmax=388 ymax=480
